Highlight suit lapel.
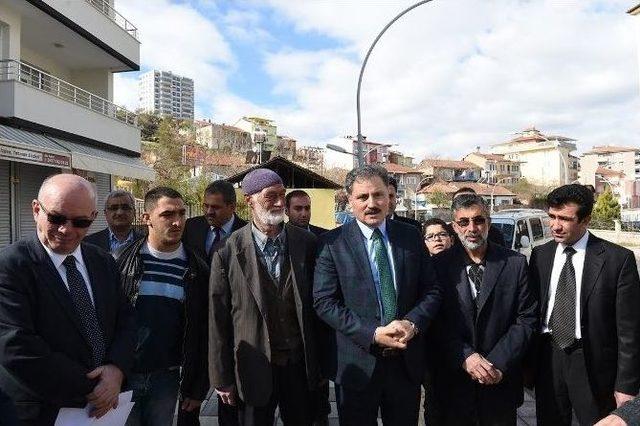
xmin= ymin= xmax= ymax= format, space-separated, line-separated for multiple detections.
xmin=235 ymin=225 xmax=269 ymax=322
xmin=538 ymin=241 xmax=558 ymax=318
xmin=344 ymin=221 xmax=378 ymax=303
xmin=580 ymin=234 xmax=605 ymax=313
xmin=476 ymin=244 xmax=506 ymax=315
xmin=451 ymin=246 xmax=475 ymax=325
xmin=286 ymin=225 xmax=307 ymax=327
xmin=28 ymin=235 xmax=92 ymax=348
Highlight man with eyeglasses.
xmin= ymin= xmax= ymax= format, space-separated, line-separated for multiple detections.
xmin=0 ymin=174 xmax=136 ymax=424
xmin=86 ymin=190 xmax=141 ymax=253
xmin=183 ymin=180 xmax=247 ymax=266
xmin=430 ymin=193 xmax=537 ymax=425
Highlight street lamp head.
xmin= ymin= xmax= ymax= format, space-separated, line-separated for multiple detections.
xmin=326 ymin=144 xmax=352 ymax=155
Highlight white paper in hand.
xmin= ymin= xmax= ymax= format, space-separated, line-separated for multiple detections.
xmin=54 ymin=391 xmax=134 ymax=426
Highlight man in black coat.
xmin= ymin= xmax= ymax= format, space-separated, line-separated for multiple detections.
xmin=530 ymin=184 xmax=640 ymax=425
xmin=182 ymin=180 xmax=247 ymax=265
xmin=0 ymin=174 xmax=136 ymax=424
xmin=85 ymin=189 xmax=141 ymax=253
xmin=387 ymin=176 xmax=422 ymax=230
xmin=285 ymin=189 xmax=329 ymax=237
xmin=431 ymin=194 xmax=537 ymax=425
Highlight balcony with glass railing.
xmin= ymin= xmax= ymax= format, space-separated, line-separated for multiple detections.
xmin=85 ymin=0 xmax=138 ymax=40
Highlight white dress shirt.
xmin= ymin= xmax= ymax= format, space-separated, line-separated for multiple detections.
xmin=41 ymin=242 xmax=95 ymax=305
xmin=543 ymin=231 xmax=589 ymax=337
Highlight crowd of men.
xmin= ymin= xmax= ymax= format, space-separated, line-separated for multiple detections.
xmin=0 ymin=164 xmax=639 ymax=426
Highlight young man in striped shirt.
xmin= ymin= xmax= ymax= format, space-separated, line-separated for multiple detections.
xmin=116 ymin=187 xmax=210 ymax=426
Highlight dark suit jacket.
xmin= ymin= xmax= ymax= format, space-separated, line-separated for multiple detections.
xmin=392 ymin=214 xmax=422 ymax=231
xmin=84 ymin=227 xmax=142 ymax=253
xmin=432 ymin=243 xmax=538 ymax=418
xmin=183 ymin=214 xmax=248 ymax=263
xmin=0 ymin=234 xmax=136 ymax=423
xmin=529 ymin=234 xmax=640 ymax=405
xmin=308 ymin=224 xmax=329 ymax=237
xmin=209 ymin=224 xmax=320 ymax=407
xmin=313 ymin=219 xmax=443 ymax=390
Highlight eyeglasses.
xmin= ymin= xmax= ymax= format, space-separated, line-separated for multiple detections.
xmin=425 ymin=232 xmax=450 ymax=242
xmin=37 ymin=200 xmax=95 ymax=228
xmin=106 ymin=204 xmax=133 ymax=212
xmin=455 ymin=216 xmax=487 ymax=228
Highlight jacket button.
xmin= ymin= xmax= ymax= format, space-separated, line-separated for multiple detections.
xmin=375 ymin=315 xmax=381 ymax=320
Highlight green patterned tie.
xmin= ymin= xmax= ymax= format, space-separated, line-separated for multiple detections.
xmin=372 ymin=228 xmax=396 ymax=324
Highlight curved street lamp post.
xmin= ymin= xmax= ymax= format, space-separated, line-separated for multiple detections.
xmin=356 ymin=0 xmax=434 ymax=166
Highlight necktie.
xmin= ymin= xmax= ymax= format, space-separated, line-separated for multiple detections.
xmin=208 ymin=227 xmax=222 ymax=255
xmin=468 ymin=263 xmax=484 ymax=302
xmin=549 ymin=246 xmax=577 ymax=349
xmin=63 ymin=256 xmax=106 ymax=367
xmin=372 ymin=229 xmax=396 ymax=325
xmin=264 ymin=238 xmax=281 ymax=281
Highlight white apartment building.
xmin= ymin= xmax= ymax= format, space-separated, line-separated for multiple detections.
xmin=490 ymin=127 xmax=579 ymax=186
xmin=139 ymin=70 xmax=194 ymax=120
xmin=234 ymin=116 xmax=278 ymax=152
xmin=580 ymin=146 xmax=640 ymax=208
xmin=0 ymin=0 xmax=153 ymax=249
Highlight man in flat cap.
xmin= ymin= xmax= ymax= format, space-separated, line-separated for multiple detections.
xmin=209 ymin=169 xmax=322 ymax=425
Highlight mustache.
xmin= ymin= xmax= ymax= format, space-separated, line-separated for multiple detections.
xmin=365 ymin=208 xmax=381 ymax=214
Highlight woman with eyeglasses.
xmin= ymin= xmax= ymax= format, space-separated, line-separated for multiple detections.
xmin=423 ymin=217 xmax=454 ymax=256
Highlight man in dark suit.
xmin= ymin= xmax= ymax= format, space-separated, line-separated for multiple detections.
xmin=387 ymin=176 xmax=422 ymax=230
xmin=183 ymin=180 xmax=247 ymax=264
xmin=432 ymin=194 xmax=537 ymax=425
xmin=0 ymin=174 xmax=135 ymax=424
xmin=210 ymin=169 xmax=321 ymax=425
xmin=530 ymin=184 xmax=640 ymax=425
xmin=285 ymin=190 xmax=328 ymax=237
xmin=313 ymin=165 xmax=442 ymax=425
xmin=85 ymin=189 xmax=141 ymax=253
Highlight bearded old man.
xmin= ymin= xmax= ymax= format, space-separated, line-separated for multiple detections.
xmin=430 ymin=194 xmax=538 ymax=426
xmin=208 ymin=169 xmax=322 ymax=426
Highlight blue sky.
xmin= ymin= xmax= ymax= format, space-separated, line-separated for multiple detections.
xmin=114 ymin=0 xmax=640 ymax=160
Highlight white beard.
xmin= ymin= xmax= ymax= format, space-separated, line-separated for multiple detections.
xmin=254 ymin=203 xmax=285 ymax=226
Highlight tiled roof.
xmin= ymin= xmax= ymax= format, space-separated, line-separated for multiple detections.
xmin=385 ymin=163 xmax=420 ymax=174
xmin=583 ymin=146 xmax=639 ymax=155
xmin=466 ymin=152 xmax=520 ymax=163
xmin=418 ymin=181 xmax=515 ymax=197
xmin=595 ymin=167 xmax=625 ymax=178
xmin=419 ymin=158 xmax=480 ymax=169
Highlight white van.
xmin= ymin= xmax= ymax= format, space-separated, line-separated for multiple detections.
xmin=491 ymin=209 xmax=553 ymax=259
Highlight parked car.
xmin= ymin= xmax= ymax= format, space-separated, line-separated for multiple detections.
xmin=491 ymin=209 xmax=552 ymax=259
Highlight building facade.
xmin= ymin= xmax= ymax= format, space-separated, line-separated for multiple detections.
xmin=419 ymin=158 xmax=481 ymax=183
xmin=195 ymin=120 xmax=252 ymax=153
xmin=580 ymin=146 xmax=640 ymax=209
xmin=234 ymin=116 xmax=278 ymax=153
xmin=0 ymin=0 xmax=152 ymax=250
xmin=490 ymin=127 xmax=578 ymax=186
xmin=463 ymin=152 xmax=521 ymax=184
xmin=139 ymin=70 xmax=194 ymax=120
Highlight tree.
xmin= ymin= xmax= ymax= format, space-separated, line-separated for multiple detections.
xmin=428 ymin=190 xmax=450 ymax=208
xmin=591 ymin=187 xmax=621 ymax=229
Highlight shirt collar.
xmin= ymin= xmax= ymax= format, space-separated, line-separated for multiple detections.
xmin=251 ymin=222 xmax=285 ymax=250
xmin=213 ymin=215 xmax=236 ymax=235
xmin=355 ymin=218 xmax=388 ymax=241
xmin=40 ymin=240 xmax=85 ymax=270
xmin=109 ymin=228 xmax=134 ymax=243
xmin=559 ymin=230 xmax=589 ymax=253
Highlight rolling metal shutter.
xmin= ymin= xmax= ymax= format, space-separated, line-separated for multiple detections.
xmin=17 ymin=163 xmax=57 ymax=239
xmin=87 ymin=172 xmax=111 ymax=234
xmin=0 ymin=161 xmax=10 ymax=249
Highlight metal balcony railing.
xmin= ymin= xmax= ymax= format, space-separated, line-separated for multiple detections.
xmin=0 ymin=60 xmax=137 ymax=127
xmin=85 ymin=0 xmax=138 ymax=40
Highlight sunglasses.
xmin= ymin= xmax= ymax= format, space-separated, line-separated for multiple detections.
xmin=425 ymin=232 xmax=450 ymax=242
xmin=455 ymin=216 xmax=487 ymax=228
xmin=106 ymin=204 xmax=133 ymax=212
xmin=38 ymin=200 xmax=95 ymax=229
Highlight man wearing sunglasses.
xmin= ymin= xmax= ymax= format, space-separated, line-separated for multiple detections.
xmin=86 ymin=190 xmax=141 ymax=253
xmin=0 ymin=174 xmax=136 ymax=424
xmin=430 ymin=194 xmax=537 ymax=425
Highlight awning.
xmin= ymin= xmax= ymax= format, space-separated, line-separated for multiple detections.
xmin=49 ymin=136 xmax=155 ymax=181
xmin=0 ymin=124 xmax=154 ymax=181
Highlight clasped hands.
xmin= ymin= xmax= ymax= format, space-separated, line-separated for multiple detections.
xmin=374 ymin=320 xmax=417 ymax=349
xmin=463 ymin=353 xmax=503 ymax=385
xmin=86 ymin=364 xmax=124 ymax=418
